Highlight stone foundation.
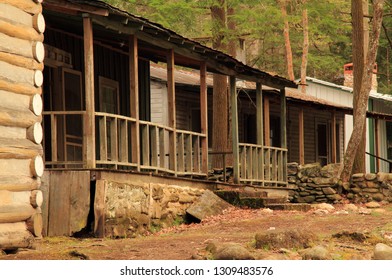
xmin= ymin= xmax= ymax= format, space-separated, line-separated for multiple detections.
xmin=103 ymin=180 xmax=205 ymax=238
xmin=288 ymin=162 xmax=392 ymax=204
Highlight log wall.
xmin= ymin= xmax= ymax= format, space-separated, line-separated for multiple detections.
xmin=0 ymin=0 xmax=44 ymax=251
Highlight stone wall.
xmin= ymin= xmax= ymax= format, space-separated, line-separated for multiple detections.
xmin=288 ymin=162 xmax=392 ymax=204
xmin=103 ymin=180 xmax=205 ymax=238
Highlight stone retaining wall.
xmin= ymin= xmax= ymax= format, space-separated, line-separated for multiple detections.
xmin=103 ymin=180 xmax=205 ymax=238
xmin=288 ymin=162 xmax=392 ymax=204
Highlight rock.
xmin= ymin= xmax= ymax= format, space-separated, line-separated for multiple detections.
xmin=320 ymin=163 xmax=341 ymax=178
xmin=313 ymin=209 xmax=329 ymax=215
xmin=186 ymin=190 xmax=232 ymax=221
xmin=287 ymin=162 xmax=299 ymax=175
xmin=352 ymin=173 xmax=364 ymax=182
xmin=371 ymin=193 xmax=384 ymax=202
xmin=326 ymin=194 xmax=342 ymax=202
xmin=301 ymin=245 xmax=330 ymax=260
xmin=377 ymin=172 xmax=389 ymax=182
xmin=298 ymin=163 xmax=321 ymax=178
xmin=334 ymin=210 xmax=349 ymax=215
xmin=302 ymin=195 xmax=316 ymax=203
xmin=321 ymin=187 xmax=336 ymax=195
xmin=343 ymin=203 xmax=358 ymax=212
xmin=312 ymin=203 xmax=335 ymax=211
xmin=261 ymin=208 xmax=273 ymax=214
xmin=365 ymin=201 xmax=381 ymax=208
xmin=364 ymin=173 xmax=377 ymax=181
xmin=312 ymin=177 xmax=336 ymax=185
xmin=358 ymin=207 xmax=372 ymax=215
xmin=373 ymin=243 xmax=392 ymax=260
xmin=255 ymin=229 xmax=315 ymax=250
xmin=207 ymin=242 xmax=254 ymax=260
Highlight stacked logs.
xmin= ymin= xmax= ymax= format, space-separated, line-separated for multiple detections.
xmin=0 ymin=0 xmax=45 ymax=250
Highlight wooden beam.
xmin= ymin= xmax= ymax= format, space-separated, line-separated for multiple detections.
xmin=299 ymin=108 xmax=304 ymax=165
xmin=280 ymin=89 xmax=287 ymax=149
xmin=129 ymin=35 xmax=140 ymax=170
xmin=200 ymin=61 xmax=208 ymax=174
xmin=230 ymin=76 xmax=239 ymax=184
xmin=263 ymin=96 xmax=270 ymax=146
xmin=167 ymin=49 xmax=177 ymax=173
xmin=2 ymin=0 xmax=42 ymax=15
xmin=83 ymin=16 xmax=96 ymax=169
xmin=331 ymin=111 xmax=337 ymax=163
xmin=256 ymin=82 xmax=263 ymax=146
xmin=43 ymin=0 xmax=109 ymax=16
xmin=375 ymin=118 xmax=380 ymax=172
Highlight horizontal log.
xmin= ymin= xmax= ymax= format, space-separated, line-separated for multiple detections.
xmin=0 ymin=222 xmax=34 ymax=250
xmin=0 ymin=3 xmax=32 ymax=27
xmin=0 ymin=137 xmax=43 ymax=159
xmin=30 ymin=94 xmax=43 ymax=116
xmin=2 ymin=0 xmax=42 ymax=15
xmin=26 ymin=212 xmax=42 ymax=237
xmin=0 ymin=90 xmax=31 ymax=111
xmin=0 ymin=77 xmax=42 ymax=95
xmin=30 ymin=190 xmax=43 ymax=208
xmin=26 ymin=122 xmax=43 ymax=144
xmin=0 ymin=60 xmax=42 ymax=87
xmin=0 ymin=125 xmax=26 ymax=140
xmin=0 ymin=18 xmax=43 ymax=42
xmin=0 ymin=51 xmax=44 ymax=71
xmin=32 ymin=13 xmax=45 ymax=34
xmin=0 ymin=32 xmax=40 ymax=60
xmin=0 ymin=204 xmax=36 ymax=223
xmin=33 ymin=42 xmax=45 ymax=63
xmin=0 ymin=175 xmax=40 ymax=191
xmin=31 ymin=155 xmax=44 ymax=177
xmin=0 ymin=105 xmax=42 ymax=128
xmin=0 ymin=190 xmax=31 ymax=205
xmin=0 ymin=158 xmax=35 ymax=177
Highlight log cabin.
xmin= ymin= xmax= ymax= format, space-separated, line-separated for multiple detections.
xmin=19 ymin=0 xmax=298 ymax=238
xmin=0 ymin=0 xmax=45 ymax=250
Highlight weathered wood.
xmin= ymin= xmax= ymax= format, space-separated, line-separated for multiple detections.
xmin=94 ymin=179 xmax=107 ymax=238
xmin=30 ymin=94 xmax=43 ymax=116
xmin=98 ymin=117 xmax=107 ymax=161
xmin=264 ymin=96 xmax=270 ymax=146
xmin=150 ymin=126 xmax=158 ymax=167
xmin=0 ymin=18 xmax=43 ymax=41
xmin=0 ymin=222 xmax=34 ymax=250
xmin=0 ymin=3 xmax=32 ymax=28
xmin=30 ymin=155 xmax=44 ymax=177
xmin=69 ymin=171 xmax=90 ymax=236
xmin=0 ymin=204 xmax=36 ymax=223
xmin=0 ymin=51 xmax=43 ymax=71
xmin=0 ymin=90 xmax=31 ymax=111
xmin=0 ymin=60 xmax=42 ymax=86
xmin=2 ymin=0 xmax=42 ymax=15
xmin=118 ymin=120 xmax=128 ymax=162
xmin=230 ymin=76 xmax=239 ymax=184
xmin=30 ymin=190 xmax=43 ymax=208
xmin=0 ymin=33 xmax=42 ymax=61
xmin=375 ymin=118 xmax=380 ymax=171
xmin=32 ymin=13 xmax=45 ymax=34
xmin=0 ymin=137 xmax=42 ymax=159
xmin=331 ymin=111 xmax=337 ymax=163
xmin=129 ymin=35 xmax=140 ymax=169
xmin=0 ymin=175 xmax=40 ymax=191
xmin=299 ymin=108 xmax=305 ymax=165
xmin=83 ymin=16 xmax=96 ymax=169
xmin=0 ymin=77 xmax=42 ymax=95
xmin=0 ymin=190 xmax=31 ymax=205
xmin=167 ymin=49 xmax=177 ymax=173
xmin=26 ymin=212 xmax=42 ymax=237
xmin=0 ymin=105 xmax=41 ymax=128
xmin=256 ymin=83 xmax=264 ymax=184
xmin=33 ymin=41 xmax=45 ymax=63
xmin=141 ymin=124 xmax=150 ymax=165
xmin=200 ymin=62 xmax=208 ymax=174
xmin=26 ymin=122 xmax=43 ymax=144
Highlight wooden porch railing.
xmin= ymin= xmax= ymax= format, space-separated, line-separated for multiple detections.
xmin=239 ymin=143 xmax=288 ymax=186
xmin=43 ymin=111 xmax=207 ymax=176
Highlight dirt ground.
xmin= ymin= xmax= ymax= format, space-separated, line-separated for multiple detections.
xmin=2 ymin=203 xmax=392 ymax=260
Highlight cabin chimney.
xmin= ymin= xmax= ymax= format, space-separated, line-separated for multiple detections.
xmin=343 ymin=62 xmax=378 ymax=91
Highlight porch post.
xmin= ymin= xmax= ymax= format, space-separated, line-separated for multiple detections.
xmin=375 ymin=118 xmax=380 ymax=171
xmin=129 ymin=35 xmax=140 ymax=171
xmin=299 ymin=109 xmax=305 ymax=165
xmin=264 ymin=96 xmax=270 ymax=146
xmin=230 ymin=76 xmax=239 ymax=184
xmin=83 ymin=15 xmax=96 ymax=169
xmin=167 ymin=49 xmax=177 ymax=174
xmin=256 ymin=82 xmax=264 ymax=184
xmin=331 ymin=111 xmax=337 ymax=163
xmin=280 ymin=88 xmax=287 ymax=180
xmin=200 ymin=62 xmax=208 ymax=174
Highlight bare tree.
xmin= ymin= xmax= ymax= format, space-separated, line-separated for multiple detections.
xmin=300 ymin=0 xmax=309 ymax=93
xmin=278 ymin=0 xmax=295 ymax=80
xmin=340 ymin=0 xmax=384 ymax=182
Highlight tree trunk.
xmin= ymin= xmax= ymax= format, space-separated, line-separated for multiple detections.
xmin=211 ymin=0 xmax=229 ymax=168
xmin=279 ymin=0 xmax=295 ymax=80
xmin=340 ymin=0 xmax=384 ymax=182
xmin=352 ymin=0 xmax=369 ymax=174
xmin=300 ymin=0 xmax=309 ymax=93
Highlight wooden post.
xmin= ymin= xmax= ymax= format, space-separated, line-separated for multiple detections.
xmin=167 ymin=49 xmax=177 ymax=174
xmin=299 ymin=108 xmax=305 ymax=165
xmin=129 ymin=35 xmax=140 ymax=170
xmin=375 ymin=118 xmax=380 ymax=172
xmin=280 ymin=88 xmax=287 ymax=181
xmin=264 ymin=96 xmax=270 ymax=146
xmin=331 ymin=111 xmax=337 ymax=163
xmin=83 ymin=15 xmax=96 ymax=168
xmin=230 ymin=76 xmax=239 ymax=184
xmin=200 ymin=62 xmax=208 ymax=174
xmin=256 ymin=82 xmax=264 ymax=184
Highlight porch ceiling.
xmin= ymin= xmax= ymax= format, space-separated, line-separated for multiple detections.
xmin=43 ymin=0 xmax=298 ymax=90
